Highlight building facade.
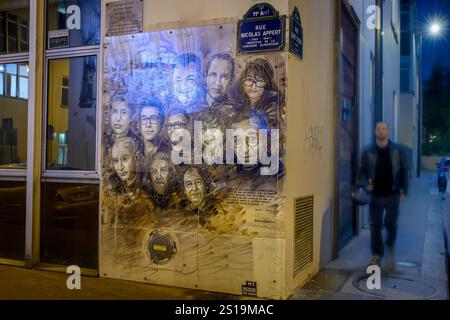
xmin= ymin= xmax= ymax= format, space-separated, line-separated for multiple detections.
xmin=399 ymin=0 xmax=422 ymax=176
xmin=0 ymin=0 xmax=403 ymax=298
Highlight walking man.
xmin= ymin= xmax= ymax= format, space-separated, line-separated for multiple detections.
xmin=361 ymin=122 xmax=409 ymax=270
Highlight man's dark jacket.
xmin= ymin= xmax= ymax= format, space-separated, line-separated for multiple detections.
xmin=360 ymin=141 xmax=409 ymax=196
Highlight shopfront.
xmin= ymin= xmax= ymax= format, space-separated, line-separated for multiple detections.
xmin=0 ymin=0 xmax=338 ymax=299
xmin=0 ymin=0 xmax=101 ymax=271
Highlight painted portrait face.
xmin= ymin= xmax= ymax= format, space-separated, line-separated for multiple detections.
xmin=173 ymin=62 xmax=199 ymax=106
xmin=150 ymin=158 xmax=171 ymax=196
xmin=167 ymin=113 xmax=189 ymax=147
xmin=202 ymin=127 xmax=220 ymax=147
xmin=202 ymin=125 xmax=221 ymax=148
xmin=110 ymin=100 xmax=132 ymax=138
xmin=184 ymin=168 xmax=206 ymax=209
xmin=206 ymin=58 xmax=232 ymax=102
xmin=233 ymin=119 xmax=259 ymax=165
xmin=243 ymin=73 xmax=266 ymax=105
xmin=140 ymin=106 xmax=161 ymax=142
xmin=111 ymin=140 xmax=135 ymax=182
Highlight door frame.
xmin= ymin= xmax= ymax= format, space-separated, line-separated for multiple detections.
xmin=332 ymin=0 xmax=361 ymax=258
xmin=33 ymin=0 xmax=103 ymax=273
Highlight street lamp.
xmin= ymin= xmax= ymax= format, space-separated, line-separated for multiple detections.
xmin=430 ymin=23 xmax=442 ymax=36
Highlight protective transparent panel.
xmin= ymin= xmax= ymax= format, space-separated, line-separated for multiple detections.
xmin=101 ymin=24 xmax=286 ymax=294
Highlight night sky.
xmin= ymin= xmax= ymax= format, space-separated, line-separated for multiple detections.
xmin=416 ymin=0 xmax=450 ymax=80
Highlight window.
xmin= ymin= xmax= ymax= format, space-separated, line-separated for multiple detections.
xmin=401 ymin=68 xmax=410 ymax=92
xmin=393 ymin=91 xmax=399 ymax=140
xmin=61 ymin=76 xmax=69 ymax=108
xmin=45 ymin=56 xmax=97 ymax=171
xmin=46 ymin=0 xmax=101 ymax=50
xmin=0 ymin=1 xmax=29 ymax=54
xmin=18 ymin=64 xmax=28 ymax=98
xmin=0 ymin=63 xmax=29 ymax=99
xmin=400 ymin=12 xmax=409 ymax=32
xmin=57 ymin=132 xmax=68 ymax=165
xmin=401 ymin=31 xmax=410 ymax=56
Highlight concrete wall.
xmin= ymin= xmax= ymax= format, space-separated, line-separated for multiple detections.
xmin=338 ymin=0 xmax=401 ymax=230
xmin=284 ymin=0 xmax=335 ymax=293
xmin=349 ymin=0 xmax=375 ymax=149
xmin=349 ymin=0 xmax=376 ymax=228
xmin=105 ymin=0 xmax=289 ymax=33
xmin=399 ymin=1 xmax=420 ymax=175
xmin=399 ymin=91 xmax=418 ymax=174
xmin=399 ymin=94 xmax=415 ymax=145
xmin=382 ymin=0 xmax=400 ymax=138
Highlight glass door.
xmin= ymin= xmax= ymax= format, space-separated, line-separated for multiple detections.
xmin=0 ymin=1 xmax=30 ymax=265
xmin=39 ymin=0 xmax=101 ymax=270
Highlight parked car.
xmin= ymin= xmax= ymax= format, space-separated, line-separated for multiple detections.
xmin=437 ymin=157 xmax=450 ymax=193
xmin=444 ymin=170 xmax=450 ymax=279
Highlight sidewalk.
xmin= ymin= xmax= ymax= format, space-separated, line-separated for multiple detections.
xmin=292 ymin=172 xmax=449 ymax=300
xmin=0 ymin=173 xmax=447 ymax=300
xmin=0 ymin=264 xmax=249 ymax=300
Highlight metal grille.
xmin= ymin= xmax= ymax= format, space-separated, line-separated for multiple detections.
xmin=294 ymin=195 xmax=314 ymax=277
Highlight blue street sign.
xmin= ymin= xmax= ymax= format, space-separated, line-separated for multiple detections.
xmin=289 ymin=6 xmax=303 ymax=60
xmin=237 ymin=3 xmax=285 ymax=54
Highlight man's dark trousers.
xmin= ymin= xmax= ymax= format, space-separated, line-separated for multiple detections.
xmin=369 ymin=193 xmax=400 ymax=257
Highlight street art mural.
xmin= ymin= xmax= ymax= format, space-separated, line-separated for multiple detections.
xmin=101 ymin=23 xmax=287 ymax=296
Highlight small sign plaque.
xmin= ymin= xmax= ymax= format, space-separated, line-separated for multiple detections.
xmin=48 ymin=29 xmax=69 ymax=49
xmin=242 ymin=280 xmax=257 ymax=297
xmin=289 ymin=7 xmax=303 ymax=60
xmin=237 ymin=3 xmax=285 ymax=54
xmin=105 ymin=0 xmax=143 ymax=37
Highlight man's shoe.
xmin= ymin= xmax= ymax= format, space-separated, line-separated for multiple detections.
xmin=384 ymin=246 xmax=396 ymax=272
xmin=368 ymin=255 xmax=381 ymax=268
